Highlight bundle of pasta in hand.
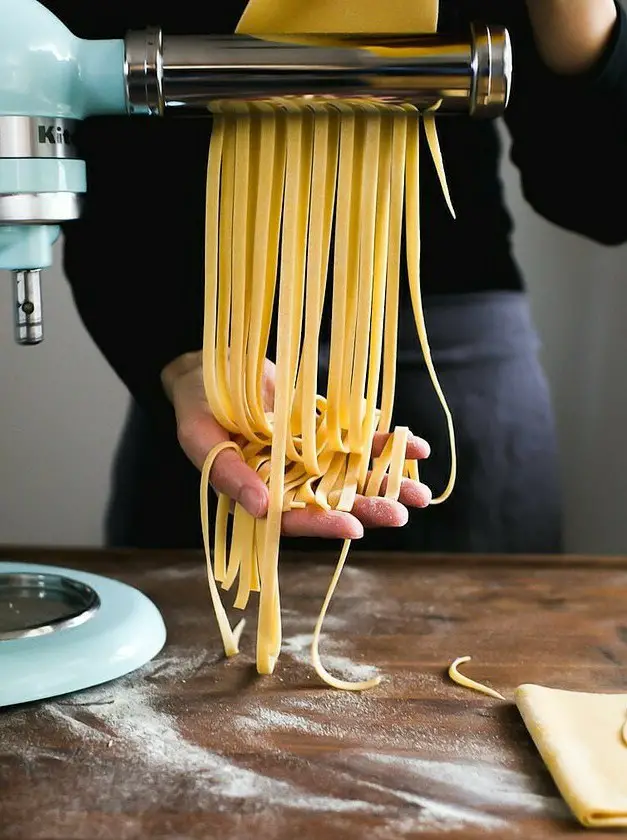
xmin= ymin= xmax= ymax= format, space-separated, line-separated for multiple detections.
xmin=199 ymin=93 xmax=456 ymax=690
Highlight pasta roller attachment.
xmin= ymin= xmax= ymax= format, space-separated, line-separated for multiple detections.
xmin=125 ymin=24 xmax=512 ymax=117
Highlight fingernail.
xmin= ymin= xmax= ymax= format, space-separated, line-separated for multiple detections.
xmin=240 ymin=486 xmax=265 ymax=518
xmin=412 ymin=435 xmax=430 ymax=458
xmin=351 ymin=522 xmax=365 ymax=539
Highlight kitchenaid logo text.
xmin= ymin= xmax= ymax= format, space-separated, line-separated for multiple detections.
xmin=38 ymin=125 xmax=74 ymax=145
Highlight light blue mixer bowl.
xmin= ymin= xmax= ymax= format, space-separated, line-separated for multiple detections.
xmin=0 ymin=561 xmax=167 ymax=708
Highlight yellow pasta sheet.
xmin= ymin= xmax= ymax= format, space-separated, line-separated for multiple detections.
xmin=515 ymin=683 xmax=627 ymax=829
xmin=237 ymin=0 xmax=438 ymax=35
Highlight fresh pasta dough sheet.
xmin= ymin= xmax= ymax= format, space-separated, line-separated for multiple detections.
xmin=515 ymin=684 xmax=627 ymax=829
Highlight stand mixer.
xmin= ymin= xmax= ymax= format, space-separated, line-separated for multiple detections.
xmin=0 ymin=0 xmax=512 ymax=345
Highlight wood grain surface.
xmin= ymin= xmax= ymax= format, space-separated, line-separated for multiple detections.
xmin=2 ymin=546 xmax=627 ymax=840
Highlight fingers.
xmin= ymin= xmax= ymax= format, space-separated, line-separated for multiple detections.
xmin=210 ymin=449 xmax=269 ymax=518
xmin=177 ymin=413 xmax=226 ymax=472
xmin=173 ymin=384 xmax=270 ymax=518
xmin=371 ymin=431 xmax=431 ymax=460
xmin=349 ymin=478 xmax=431 ymax=529
xmin=351 ymin=495 xmax=409 ymax=528
xmin=384 ymin=477 xmax=432 ymax=508
xmin=279 ymin=478 xmax=432 ymax=538
xmin=169 ymin=354 xmax=433 ymax=529
xmin=178 ymin=416 xmax=270 ymax=518
xmin=194 ymin=464 xmax=429 ymax=531
xmin=281 ymin=507 xmax=365 ymax=539
xmin=178 ymin=411 xmax=430 ymax=527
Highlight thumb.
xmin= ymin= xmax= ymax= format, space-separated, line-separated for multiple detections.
xmin=172 ymin=377 xmax=269 ymax=518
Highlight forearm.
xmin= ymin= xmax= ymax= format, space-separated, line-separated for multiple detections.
xmin=526 ymin=0 xmax=618 ymax=74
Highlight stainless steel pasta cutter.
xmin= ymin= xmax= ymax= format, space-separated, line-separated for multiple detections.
xmin=0 ymin=0 xmax=512 ymax=344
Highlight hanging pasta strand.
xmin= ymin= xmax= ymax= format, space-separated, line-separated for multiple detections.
xmin=377 ymin=110 xmax=407 ymax=435
xmin=296 ymin=105 xmax=338 ymax=474
xmin=245 ymin=104 xmax=286 ymax=437
xmin=358 ymin=108 xmax=394 ymax=489
xmin=325 ymin=105 xmax=356 ymax=453
xmin=405 ymin=110 xmax=457 ymax=504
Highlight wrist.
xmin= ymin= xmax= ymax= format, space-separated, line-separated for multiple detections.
xmin=161 ymin=351 xmax=202 ymax=402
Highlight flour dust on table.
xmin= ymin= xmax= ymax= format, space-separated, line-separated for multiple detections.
xmin=3 ymin=608 xmax=569 ymax=840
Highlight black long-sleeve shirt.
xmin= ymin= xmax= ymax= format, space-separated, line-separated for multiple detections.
xmin=42 ymin=0 xmax=627 ymax=422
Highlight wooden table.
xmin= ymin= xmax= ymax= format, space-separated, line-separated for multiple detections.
xmin=2 ymin=546 xmax=627 ymax=840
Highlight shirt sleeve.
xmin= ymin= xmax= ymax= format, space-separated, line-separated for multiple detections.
xmin=502 ymin=1 xmax=627 ymax=245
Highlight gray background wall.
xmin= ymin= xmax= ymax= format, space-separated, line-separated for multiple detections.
xmin=1 ymin=124 xmax=627 ymax=552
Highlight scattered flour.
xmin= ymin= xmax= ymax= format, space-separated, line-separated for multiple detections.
xmin=140 ymin=646 xmax=212 ymax=681
xmin=358 ymin=778 xmax=507 ymax=832
xmin=35 ymin=673 xmax=523 ymax=835
xmin=236 ymin=706 xmax=329 ymax=736
xmin=41 ymin=677 xmax=515 ymax=835
xmin=44 ymin=679 xmax=380 ymax=816
xmin=359 ymin=753 xmax=569 ymax=819
xmin=16 ymin=637 xmax=551 ymax=836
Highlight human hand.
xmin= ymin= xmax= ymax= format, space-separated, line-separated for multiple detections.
xmin=162 ymin=351 xmax=432 ymax=539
